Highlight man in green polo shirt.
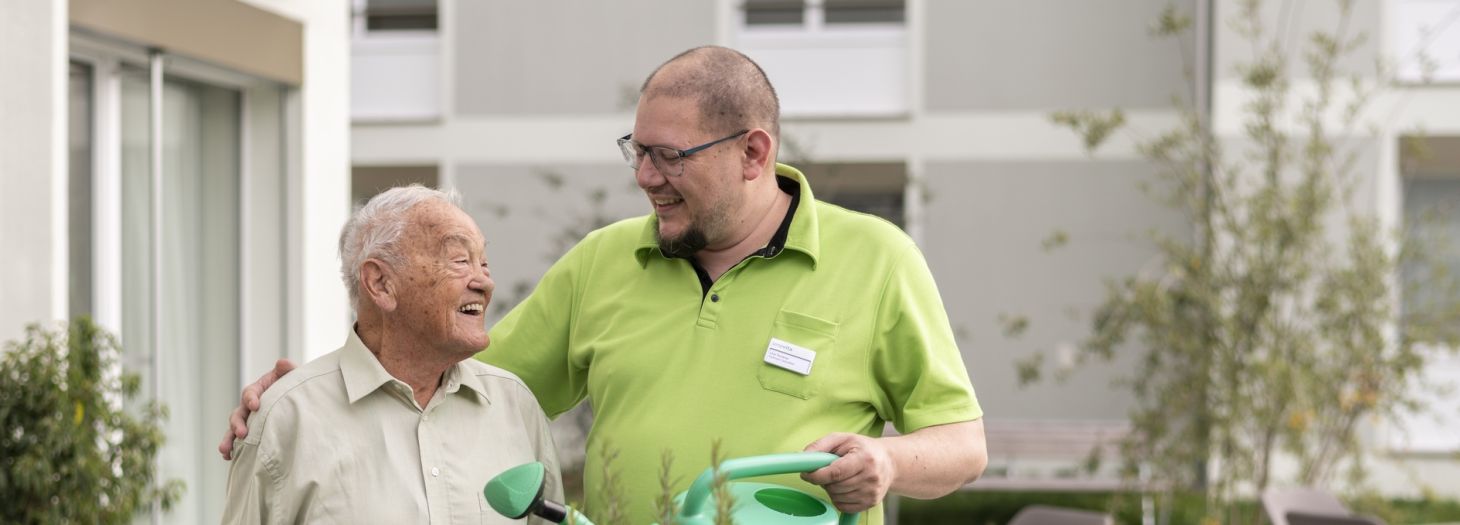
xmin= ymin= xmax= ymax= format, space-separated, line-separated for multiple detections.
xmin=222 ymin=46 xmax=986 ymax=524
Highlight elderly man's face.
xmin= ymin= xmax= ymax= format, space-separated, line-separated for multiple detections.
xmin=391 ymin=200 xmax=493 ymax=356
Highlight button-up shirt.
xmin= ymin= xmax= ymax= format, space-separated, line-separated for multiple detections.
xmin=222 ymin=329 xmax=561 ymax=524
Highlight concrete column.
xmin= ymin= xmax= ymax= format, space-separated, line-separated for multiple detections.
xmin=0 ymin=0 xmax=68 ymax=344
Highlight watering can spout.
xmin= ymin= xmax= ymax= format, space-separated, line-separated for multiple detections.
xmin=483 ymin=462 xmax=592 ymax=525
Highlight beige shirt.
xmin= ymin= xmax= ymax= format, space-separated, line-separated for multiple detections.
xmin=221 ymin=330 xmax=562 ymax=525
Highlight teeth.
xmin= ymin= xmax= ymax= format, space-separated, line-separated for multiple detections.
xmin=653 ymin=197 xmax=682 ymax=205
xmin=458 ymin=304 xmax=483 ymax=314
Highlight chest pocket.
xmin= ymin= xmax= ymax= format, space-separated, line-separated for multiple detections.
xmin=757 ymin=310 xmax=838 ymax=400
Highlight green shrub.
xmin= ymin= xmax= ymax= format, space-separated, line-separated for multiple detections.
xmin=0 ymin=318 xmax=181 ymax=524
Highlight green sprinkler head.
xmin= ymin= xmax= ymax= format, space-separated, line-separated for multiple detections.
xmin=483 ymin=462 xmax=571 ymax=523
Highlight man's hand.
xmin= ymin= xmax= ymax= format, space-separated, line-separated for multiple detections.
xmin=218 ymin=359 xmax=296 ymax=460
xmin=800 ymin=420 xmax=988 ymax=514
xmin=800 ymin=433 xmax=896 ymax=514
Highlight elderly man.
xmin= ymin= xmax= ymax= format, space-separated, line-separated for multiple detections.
xmin=220 ymin=186 xmax=560 ymax=524
xmin=225 ymin=46 xmax=984 ymax=524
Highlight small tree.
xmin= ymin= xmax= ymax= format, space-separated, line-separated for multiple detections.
xmin=0 ymin=318 xmax=181 ymax=524
xmin=1046 ymin=1 xmax=1460 ymax=522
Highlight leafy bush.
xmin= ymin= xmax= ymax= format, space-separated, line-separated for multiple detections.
xmin=0 ymin=318 xmax=180 ymax=524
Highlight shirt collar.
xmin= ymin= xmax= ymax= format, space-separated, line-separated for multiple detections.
xmin=635 ymin=162 xmax=821 ymax=268
xmin=339 ymin=326 xmax=492 ymax=405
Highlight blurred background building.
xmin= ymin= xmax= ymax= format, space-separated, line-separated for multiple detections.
xmin=3 ymin=0 xmax=1460 ymax=522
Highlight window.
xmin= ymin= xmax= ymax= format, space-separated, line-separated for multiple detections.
xmin=352 ymin=165 xmax=440 ymax=206
xmin=361 ymin=0 xmax=438 ymax=31
xmin=1392 ymin=135 xmax=1460 ymax=454
xmin=736 ymin=0 xmax=909 ymax=116
xmin=745 ymin=0 xmax=905 ymax=28
xmin=68 ymin=62 xmax=94 ymax=319
xmin=350 ymin=0 xmax=441 ymax=121
xmin=71 ymin=35 xmax=289 ymax=523
xmin=797 ymin=162 xmax=907 ymax=228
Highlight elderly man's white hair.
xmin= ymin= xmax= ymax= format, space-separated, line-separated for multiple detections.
xmin=338 ymin=184 xmax=464 ymax=308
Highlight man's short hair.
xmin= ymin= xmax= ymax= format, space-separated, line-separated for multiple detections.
xmin=338 ymin=185 xmax=462 ymax=308
xmin=640 ymin=46 xmax=781 ymax=138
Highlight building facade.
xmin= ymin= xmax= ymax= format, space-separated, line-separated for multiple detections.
xmin=1 ymin=0 xmax=349 ymax=522
xmin=350 ymin=0 xmax=1460 ymax=498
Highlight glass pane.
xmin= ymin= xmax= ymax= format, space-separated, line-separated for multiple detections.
xmin=366 ymin=0 xmax=438 ymax=30
xmin=1402 ymin=177 xmax=1460 ymax=338
xmin=68 ymin=62 xmax=94 ymax=319
xmin=157 ymin=75 xmax=242 ymax=525
xmin=825 ymin=0 xmax=904 ymax=24
xmin=798 ymin=162 xmax=906 ymax=228
xmin=120 ymin=66 xmax=154 ymax=396
xmin=746 ymin=0 xmax=805 ymax=25
xmin=352 ymin=165 xmax=439 ymax=207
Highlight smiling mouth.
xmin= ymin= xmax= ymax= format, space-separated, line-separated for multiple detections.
xmin=652 ymin=196 xmax=684 ymax=209
xmin=457 ymin=303 xmax=484 ymax=317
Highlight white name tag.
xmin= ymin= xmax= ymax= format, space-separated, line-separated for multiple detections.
xmin=764 ymin=337 xmax=816 ymax=376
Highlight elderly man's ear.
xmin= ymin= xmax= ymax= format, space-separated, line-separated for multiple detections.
xmin=361 ymin=259 xmax=399 ymax=312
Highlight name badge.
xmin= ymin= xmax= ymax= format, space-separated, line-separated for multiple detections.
xmin=764 ymin=337 xmax=816 ymax=376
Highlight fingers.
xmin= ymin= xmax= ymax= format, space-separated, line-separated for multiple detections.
xmin=218 ymin=428 xmax=235 ymax=461
xmin=802 ymin=432 xmax=855 ymax=454
xmin=221 ymin=358 xmax=296 ymax=461
xmin=801 ymin=453 xmax=861 ymax=486
xmin=243 ymin=382 xmax=264 ymax=411
xmin=823 ymin=473 xmax=883 ymax=513
xmin=800 ymin=433 xmax=893 ymax=514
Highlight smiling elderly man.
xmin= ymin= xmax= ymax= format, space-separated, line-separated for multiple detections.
xmin=220 ymin=185 xmax=560 ymax=524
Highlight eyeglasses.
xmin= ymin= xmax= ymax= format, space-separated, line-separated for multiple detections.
xmin=617 ymin=129 xmax=749 ymax=177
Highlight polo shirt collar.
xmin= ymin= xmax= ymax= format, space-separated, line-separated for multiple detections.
xmin=634 ymin=162 xmax=820 ymax=268
xmin=339 ymin=326 xmax=491 ymax=405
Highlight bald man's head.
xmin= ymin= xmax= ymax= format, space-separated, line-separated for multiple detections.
xmin=640 ymin=46 xmax=781 ymax=139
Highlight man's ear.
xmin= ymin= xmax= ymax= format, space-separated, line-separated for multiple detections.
xmin=741 ymin=128 xmax=775 ymax=182
xmin=361 ymin=259 xmax=398 ymax=312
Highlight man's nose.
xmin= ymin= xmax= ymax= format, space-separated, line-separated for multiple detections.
xmin=471 ymin=264 xmax=493 ymax=292
xmin=634 ymin=158 xmax=665 ymax=190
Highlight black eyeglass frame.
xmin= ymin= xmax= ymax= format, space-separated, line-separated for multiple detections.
xmin=617 ymin=129 xmax=750 ymax=176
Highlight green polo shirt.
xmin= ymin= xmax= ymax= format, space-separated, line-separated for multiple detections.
xmin=480 ymin=163 xmax=981 ymax=525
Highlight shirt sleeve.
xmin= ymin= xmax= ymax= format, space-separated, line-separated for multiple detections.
xmin=479 ymin=235 xmax=592 ymax=418
xmin=526 ymin=389 xmax=566 ymax=525
xmin=869 ymin=243 xmax=984 ymax=434
xmin=220 ymin=438 xmax=271 ymax=525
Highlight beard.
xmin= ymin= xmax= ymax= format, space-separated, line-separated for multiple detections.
xmin=657 ymin=226 xmax=709 ymax=259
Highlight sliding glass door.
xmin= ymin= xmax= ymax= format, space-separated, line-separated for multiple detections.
xmin=72 ymin=42 xmax=276 ymax=524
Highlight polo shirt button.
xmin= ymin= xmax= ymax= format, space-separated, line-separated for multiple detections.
xmin=431 ymin=467 xmax=440 ymax=477
xmin=710 ymin=293 xmax=720 ymax=302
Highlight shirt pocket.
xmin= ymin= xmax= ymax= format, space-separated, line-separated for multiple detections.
xmin=756 ymin=309 xmax=838 ymax=400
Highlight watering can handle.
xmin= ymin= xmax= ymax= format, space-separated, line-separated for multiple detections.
xmin=681 ymin=451 xmax=861 ymax=525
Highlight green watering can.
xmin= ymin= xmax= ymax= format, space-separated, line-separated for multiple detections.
xmin=484 ymin=451 xmax=861 ymax=525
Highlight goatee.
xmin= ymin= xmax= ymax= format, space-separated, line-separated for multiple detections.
xmin=658 ymin=227 xmax=708 ymax=259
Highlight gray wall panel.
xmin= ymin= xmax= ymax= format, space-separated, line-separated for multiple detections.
xmin=454 ymin=162 xmax=649 ymax=470
xmin=924 ymin=0 xmax=1194 ymax=111
xmin=454 ymin=163 xmax=648 ymax=321
xmin=922 ymin=160 xmax=1190 ymax=420
xmin=1215 ymin=0 xmax=1380 ymax=82
xmin=454 ymin=1 xmax=715 ymax=116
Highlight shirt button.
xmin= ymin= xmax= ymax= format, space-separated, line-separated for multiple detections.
xmin=710 ymin=293 xmax=720 ymax=302
xmin=431 ymin=467 xmax=440 ymax=477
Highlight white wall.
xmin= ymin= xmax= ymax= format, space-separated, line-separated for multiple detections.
xmin=242 ymin=0 xmax=352 ymax=363
xmin=0 ymin=0 xmax=67 ymax=345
